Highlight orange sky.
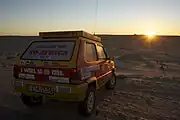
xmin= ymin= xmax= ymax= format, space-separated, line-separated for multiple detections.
xmin=1 ymin=0 xmax=180 ymax=36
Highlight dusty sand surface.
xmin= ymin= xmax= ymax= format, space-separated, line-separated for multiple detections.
xmin=0 ymin=36 xmax=180 ymax=119
xmin=96 ymin=77 xmax=180 ymax=120
xmin=95 ymin=51 xmax=180 ymax=120
xmin=1 ymin=50 xmax=180 ymax=120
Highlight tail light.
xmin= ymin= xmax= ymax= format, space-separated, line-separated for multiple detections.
xmin=63 ymin=68 xmax=79 ymax=78
xmin=69 ymin=68 xmax=83 ymax=84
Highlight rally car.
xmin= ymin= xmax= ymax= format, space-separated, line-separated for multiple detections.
xmin=13 ymin=30 xmax=116 ymax=116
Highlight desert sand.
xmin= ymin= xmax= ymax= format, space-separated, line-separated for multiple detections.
xmin=0 ymin=35 xmax=180 ymax=120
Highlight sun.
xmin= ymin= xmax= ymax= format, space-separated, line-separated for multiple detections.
xmin=144 ymin=31 xmax=157 ymax=44
xmin=146 ymin=31 xmax=156 ymax=38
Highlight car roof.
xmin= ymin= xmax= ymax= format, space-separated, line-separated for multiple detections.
xmin=39 ymin=30 xmax=101 ymax=43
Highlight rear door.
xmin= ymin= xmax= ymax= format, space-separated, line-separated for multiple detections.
xmin=83 ymin=42 xmax=99 ymax=80
xmin=18 ymin=39 xmax=80 ymax=83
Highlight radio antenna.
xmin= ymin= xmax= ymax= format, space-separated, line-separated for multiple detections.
xmin=94 ymin=0 xmax=98 ymax=35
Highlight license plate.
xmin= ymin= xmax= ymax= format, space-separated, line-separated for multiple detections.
xmin=27 ymin=84 xmax=54 ymax=95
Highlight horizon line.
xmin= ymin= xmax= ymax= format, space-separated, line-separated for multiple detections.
xmin=0 ymin=34 xmax=179 ymax=37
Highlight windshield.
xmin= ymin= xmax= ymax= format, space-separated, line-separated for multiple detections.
xmin=21 ymin=41 xmax=75 ymax=61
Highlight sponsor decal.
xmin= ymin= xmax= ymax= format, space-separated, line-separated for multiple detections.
xmin=29 ymin=50 xmax=68 ymax=56
xmin=81 ymin=65 xmax=100 ymax=80
xmin=21 ymin=68 xmax=36 ymax=74
xmin=81 ymin=69 xmax=92 ymax=80
xmin=51 ymin=69 xmax=64 ymax=76
xmin=20 ymin=60 xmax=35 ymax=66
xmin=87 ymin=65 xmax=100 ymax=71
xmin=20 ymin=67 xmax=64 ymax=76
xmin=25 ymin=60 xmax=31 ymax=65
xmin=18 ymin=73 xmax=35 ymax=80
xmin=20 ymin=60 xmax=25 ymax=65
xmin=37 ymin=68 xmax=43 ymax=74
xmin=21 ymin=41 xmax=74 ymax=61
xmin=36 ymin=45 xmax=67 ymax=49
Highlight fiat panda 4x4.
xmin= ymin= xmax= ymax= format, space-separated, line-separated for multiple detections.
xmin=13 ymin=30 xmax=116 ymax=116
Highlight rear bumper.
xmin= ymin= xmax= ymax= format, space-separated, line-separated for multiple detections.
xmin=13 ymin=79 xmax=88 ymax=102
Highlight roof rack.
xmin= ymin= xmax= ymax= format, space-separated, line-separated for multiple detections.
xmin=39 ymin=30 xmax=101 ymax=42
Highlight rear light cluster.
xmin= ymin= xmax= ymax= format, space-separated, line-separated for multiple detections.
xmin=69 ymin=68 xmax=84 ymax=84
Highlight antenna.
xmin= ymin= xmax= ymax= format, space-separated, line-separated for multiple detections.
xmin=94 ymin=0 xmax=98 ymax=35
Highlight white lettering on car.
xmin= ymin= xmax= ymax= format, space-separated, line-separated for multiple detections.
xmin=51 ymin=70 xmax=64 ymax=76
xmin=25 ymin=74 xmax=35 ymax=79
xmin=37 ymin=69 xmax=43 ymax=74
xmin=20 ymin=68 xmax=23 ymax=73
xmin=20 ymin=60 xmax=25 ymax=65
xmin=52 ymin=70 xmax=59 ymax=76
xmin=25 ymin=60 xmax=31 ymax=65
xmin=83 ymin=73 xmax=92 ymax=80
xmin=23 ymin=68 xmax=36 ymax=74
xmin=20 ymin=67 xmax=64 ymax=76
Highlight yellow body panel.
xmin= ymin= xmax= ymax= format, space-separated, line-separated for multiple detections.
xmin=13 ymin=79 xmax=88 ymax=101
xmin=13 ymin=38 xmax=87 ymax=101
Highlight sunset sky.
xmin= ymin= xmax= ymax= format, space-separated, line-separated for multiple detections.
xmin=0 ymin=0 xmax=180 ymax=36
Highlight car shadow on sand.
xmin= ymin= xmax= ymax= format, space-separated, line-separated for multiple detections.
xmin=0 ymin=87 xmax=115 ymax=120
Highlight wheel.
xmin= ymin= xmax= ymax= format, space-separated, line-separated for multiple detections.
xmin=78 ymin=86 xmax=96 ymax=117
xmin=106 ymin=73 xmax=116 ymax=89
xmin=20 ymin=94 xmax=43 ymax=108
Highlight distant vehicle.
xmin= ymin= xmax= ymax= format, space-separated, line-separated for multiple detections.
xmin=12 ymin=30 xmax=116 ymax=116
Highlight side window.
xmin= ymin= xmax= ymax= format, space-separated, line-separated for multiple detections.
xmin=85 ymin=42 xmax=98 ymax=62
xmin=97 ymin=45 xmax=107 ymax=60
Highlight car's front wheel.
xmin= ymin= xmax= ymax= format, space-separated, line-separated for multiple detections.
xmin=21 ymin=94 xmax=43 ymax=108
xmin=106 ymin=73 xmax=116 ymax=89
xmin=78 ymin=86 xmax=96 ymax=117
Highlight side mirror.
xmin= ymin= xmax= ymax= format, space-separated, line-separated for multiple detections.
xmin=106 ymin=56 xmax=114 ymax=61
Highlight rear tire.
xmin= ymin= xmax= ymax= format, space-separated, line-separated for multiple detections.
xmin=106 ymin=73 xmax=116 ymax=89
xmin=78 ymin=86 xmax=96 ymax=117
xmin=21 ymin=94 xmax=43 ymax=108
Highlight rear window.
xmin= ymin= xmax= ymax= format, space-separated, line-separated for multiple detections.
xmin=21 ymin=41 xmax=75 ymax=61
